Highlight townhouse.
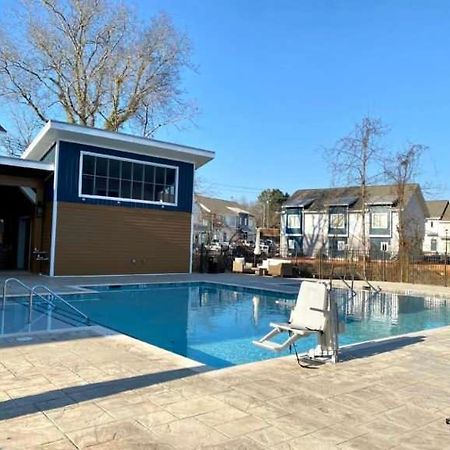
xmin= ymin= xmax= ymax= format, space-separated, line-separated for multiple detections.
xmin=280 ymin=184 xmax=428 ymax=259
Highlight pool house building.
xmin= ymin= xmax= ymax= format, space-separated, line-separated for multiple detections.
xmin=0 ymin=121 xmax=214 ymax=275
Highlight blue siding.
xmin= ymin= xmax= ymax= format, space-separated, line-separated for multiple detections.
xmin=56 ymin=141 xmax=194 ymax=213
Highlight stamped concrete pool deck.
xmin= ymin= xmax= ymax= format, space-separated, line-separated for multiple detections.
xmin=1 ymin=273 xmax=450 ymax=449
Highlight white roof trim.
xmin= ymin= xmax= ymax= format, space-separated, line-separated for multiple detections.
xmin=21 ymin=120 xmax=215 ymax=169
xmin=0 ymin=155 xmax=54 ymax=171
xmin=227 ymin=206 xmax=252 ymax=215
xmin=198 ymin=203 xmax=211 ymax=213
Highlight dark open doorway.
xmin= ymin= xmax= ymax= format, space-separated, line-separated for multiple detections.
xmin=0 ymin=186 xmax=34 ymax=271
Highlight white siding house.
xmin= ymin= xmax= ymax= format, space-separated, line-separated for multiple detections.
xmin=193 ymin=195 xmax=256 ymax=245
xmin=423 ymin=200 xmax=450 ymax=256
xmin=280 ymin=184 xmax=427 ymax=259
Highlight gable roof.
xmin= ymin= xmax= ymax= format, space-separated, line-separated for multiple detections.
xmin=285 ymin=184 xmax=426 ymax=213
xmin=195 ymin=195 xmax=253 ymax=216
xmin=426 ymin=200 xmax=449 ymax=219
xmin=441 ymin=204 xmax=450 ymax=221
xmin=22 ymin=120 xmax=215 ymax=169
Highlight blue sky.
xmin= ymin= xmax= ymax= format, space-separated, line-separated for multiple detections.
xmin=146 ymin=0 xmax=450 ymax=201
xmin=2 ymin=0 xmax=450 ymax=201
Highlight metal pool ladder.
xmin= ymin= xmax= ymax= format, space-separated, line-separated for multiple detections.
xmin=1 ymin=278 xmax=89 ymax=324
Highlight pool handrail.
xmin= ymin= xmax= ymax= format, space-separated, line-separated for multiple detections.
xmin=30 ymin=285 xmax=89 ymax=322
xmin=2 ymin=278 xmax=89 ymax=324
xmin=2 ymin=278 xmax=55 ymax=323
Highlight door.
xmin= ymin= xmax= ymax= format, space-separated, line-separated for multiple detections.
xmin=16 ymin=217 xmax=31 ymax=270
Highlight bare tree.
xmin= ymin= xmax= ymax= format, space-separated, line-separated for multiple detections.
xmin=326 ymin=117 xmax=387 ymax=277
xmin=0 ymin=0 xmax=195 ymax=150
xmin=383 ymin=143 xmax=427 ymax=281
xmin=0 ymin=108 xmax=41 ymax=156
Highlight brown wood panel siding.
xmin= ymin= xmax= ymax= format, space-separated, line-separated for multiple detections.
xmin=54 ymin=202 xmax=191 ymax=275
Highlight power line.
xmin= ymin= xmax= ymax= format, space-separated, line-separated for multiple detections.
xmin=200 ymin=180 xmax=268 ymax=193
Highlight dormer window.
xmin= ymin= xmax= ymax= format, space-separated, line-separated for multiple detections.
xmin=369 ymin=206 xmax=391 ymax=236
xmin=285 ymin=208 xmax=302 ymax=234
xmin=328 ymin=206 xmax=347 ymax=236
xmin=371 ymin=211 xmax=389 ymax=229
xmin=330 ymin=212 xmax=345 ymax=230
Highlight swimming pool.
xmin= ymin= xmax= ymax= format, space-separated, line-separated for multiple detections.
xmin=3 ymin=282 xmax=450 ymax=368
xmin=65 ymin=282 xmax=450 ymax=368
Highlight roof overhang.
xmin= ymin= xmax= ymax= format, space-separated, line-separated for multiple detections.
xmin=227 ymin=206 xmax=253 ymax=215
xmin=366 ymin=194 xmax=398 ymax=206
xmin=284 ymin=197 xmax=315 ymax=208
xmin=0 ymin=155 xmax=54 ymax=184
xmin=0 ymin=155 xmax=54 ymax=172
xmin=22 ymin=120 xmax=215 ymax=169
xmin=327 ymin=196 xmax=359 ymax=207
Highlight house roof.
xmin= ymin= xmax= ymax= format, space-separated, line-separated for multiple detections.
xmin=426 ymin=200 xmax=449 ymax=219
xmin=285 ymin=184 xmax=426 ymax=213
xmin=22 ymin=120 xmax=215 ymax=169
xmin=195 ymin=195 xmax=253 ymax=216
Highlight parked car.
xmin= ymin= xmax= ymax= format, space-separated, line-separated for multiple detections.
xmin=207 ymin=239 xmax=229 ymax=251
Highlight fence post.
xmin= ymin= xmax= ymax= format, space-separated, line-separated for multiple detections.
xmin=445 ymin=256 xmax=448 ymax=288
xmin=199 ymin=244 xmax=204 ymax=273
xmin=319 ymin=253 xmax=322 ymax=280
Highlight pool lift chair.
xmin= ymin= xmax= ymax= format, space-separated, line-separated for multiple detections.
xmin=253 ymin=281 xmax=340 ymax=364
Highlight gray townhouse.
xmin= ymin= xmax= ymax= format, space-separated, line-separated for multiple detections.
xmin=280 ymin=184 xmax=428 ymax=259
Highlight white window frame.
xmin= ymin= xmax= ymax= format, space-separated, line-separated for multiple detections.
xmin=78 ymin=150 xmax=179 ymax=207
xmin=369 ymin=210 xmax=392 ymax=238
xmin=287 ymin=213 xmax=301 ymax=230
xmin=371 ymin=211 xmax=389 ymax=229
xmin=329 ymin=213 xmax=346 ymax=230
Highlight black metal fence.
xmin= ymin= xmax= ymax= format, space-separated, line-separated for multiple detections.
xmin=290 ymin=251 xmax=450 ymax=286
xmin=192 ymin=245 xmax=450 ymax=287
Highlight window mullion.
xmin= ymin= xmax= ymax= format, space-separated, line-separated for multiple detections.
xmin=93 ymin=157 xmax=97 ymax=195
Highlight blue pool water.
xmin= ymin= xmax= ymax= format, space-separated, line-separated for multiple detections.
xmin=3 ymin=282 xmax=450 ymax=368
xmin=61 ymin=282 xmax=450 ymax=368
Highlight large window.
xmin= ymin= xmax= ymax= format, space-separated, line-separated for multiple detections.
xmin=287 ymin=214 xmax=301 ymax=229
xmin=329 ymin=213 xmax=345 ymax=230
xmin=80 ymin=152 xmax=178 ymax=205
xmin=371 ymin=212 xmax=389 ymax=229
xmin=285 ymin=208 xmax=302 ymax=234
xmin=328 ymin=206 xmax=347 ymax=236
